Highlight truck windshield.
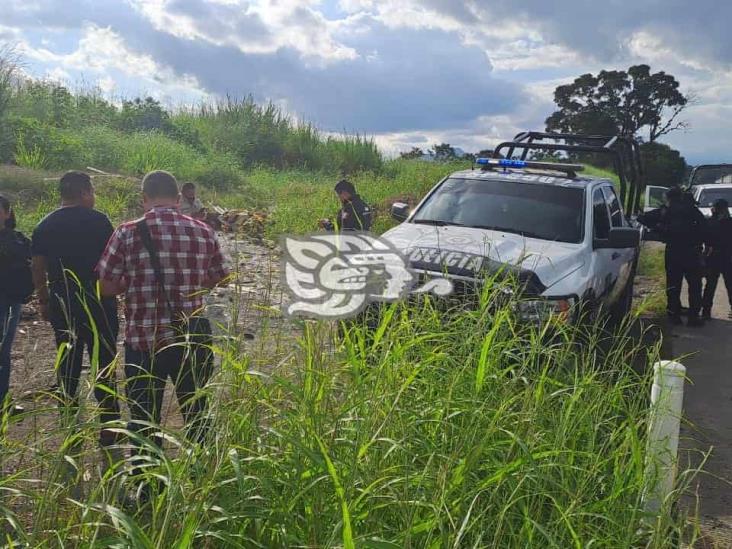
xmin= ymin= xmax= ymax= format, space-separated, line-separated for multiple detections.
xmin=691 ymin=166 xmax=732 ymax=186
xmin=697 ymin=188 xmax=732 ymax=208
xmin=412 ymin=177 xmax=585 ymax=243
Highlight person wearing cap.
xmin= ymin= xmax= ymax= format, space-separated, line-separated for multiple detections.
xmin=702 ymin=198 xmax=732 ymax=319
xmin=638 ymin=186 xmax=707 ymax=326
xmin=318 ymin=180 xmax=372 ymax=232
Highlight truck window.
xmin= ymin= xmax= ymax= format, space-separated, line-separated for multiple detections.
xmin=602 ymin=186 xmax=624 ymax=227
xmin=411 ymin=177 xmax=585 ymax=243
xmin=697 ymin=188 xmax=732 ymax=208
xmin=593 ymin=188 xmax=611 ymax=239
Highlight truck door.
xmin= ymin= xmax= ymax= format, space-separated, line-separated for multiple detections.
xmin=591 ymin=187 xmax=619 ymax=307
xmin=602 ymin=186 xmax=634 ymax=302
xmin=644 ymin=186 xmax=668 ymax=213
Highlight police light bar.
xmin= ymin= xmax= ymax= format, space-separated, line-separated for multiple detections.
xmin=476 ymin=157 xmax=584 ymax=173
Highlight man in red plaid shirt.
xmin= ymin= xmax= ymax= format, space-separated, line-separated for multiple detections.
xmin=97 ymin=170 xmax=229 ymax=473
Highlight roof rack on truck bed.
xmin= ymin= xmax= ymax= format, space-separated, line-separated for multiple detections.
xmin=493 ymin=132 xmax=645 ymax=216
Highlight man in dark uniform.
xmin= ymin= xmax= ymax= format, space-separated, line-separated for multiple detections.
xmin=702 ymin=198 xmax=732 ymax=319
xmin=319 ymin=179 xmax=372 ymax=232
xmin=638 ymin=186 xmax=707 ymax=326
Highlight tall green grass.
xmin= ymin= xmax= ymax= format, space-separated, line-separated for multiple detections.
xmin=3 ymin=78 xmax=383 ymax=175
xmin=0 ymin=277 xmax=698 ymax=546
xmin=5 ymin=159 xmax=465 ymax=235
xmin=176 ymin=97 xmax=383 ymax=173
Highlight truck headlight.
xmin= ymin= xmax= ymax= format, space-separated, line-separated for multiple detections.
xmin=517 ymin=296 xmax=577 ymax=324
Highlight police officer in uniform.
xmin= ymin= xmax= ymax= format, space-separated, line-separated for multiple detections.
xmin=319 ymin=180 xmax=372 ymax=232
xmin=702 ymin=198 xmax=732 ymax=319
xmin=638 ymin=186 xmax=706 ymax=326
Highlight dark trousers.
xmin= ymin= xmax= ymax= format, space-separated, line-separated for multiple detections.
xmin=665 ymin=247 xmax=703 ymax=317
xmin=50 ymin=289 xmax=121 ymax=428
xmin=124 ymin=318 xmax=214 ymax=459
xmin=0 ymin=298 xmax=21 ymax=406
xmin=702 ymin=258 xmax=732 ymax=313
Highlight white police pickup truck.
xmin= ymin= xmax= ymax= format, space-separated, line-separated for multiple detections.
xmin=383 ymin=158 xmax=641 ymax=324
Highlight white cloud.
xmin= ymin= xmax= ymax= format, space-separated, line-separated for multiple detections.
xmin=18 ymin=24 xmax=209 ymax=101
xmin=127 ymin=0 xmax=358 ymax=62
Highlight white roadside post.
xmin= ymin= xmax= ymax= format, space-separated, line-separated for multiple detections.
xmin=643 ymin=360 xmax=686 ymax=516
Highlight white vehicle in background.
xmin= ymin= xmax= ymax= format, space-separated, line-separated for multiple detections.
xmin=690 ymin=184 xmax=732 ymax=217
xmin=644 ymin=163 xmax=732 ymax=217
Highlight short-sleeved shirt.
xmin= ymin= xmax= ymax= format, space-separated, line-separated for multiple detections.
xmin=180 ymin=197 xmax=204 ymax=217
xmin=32 ymin=206 xmax=115 ymax=293
xmin=96 ymin=206 xmax=229 ymax=351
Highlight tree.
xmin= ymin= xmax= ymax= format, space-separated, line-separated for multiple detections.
xmin=400 ymin=146 xmax=424 ymax=159
xmin=640 ymin=141 xmax=687 ymax=187
xmin=0 ymin=45 xmax=20 ymax=163
xmin=546 ymin=65 xmax=689 ymax=143
xmin=477 ymin=149 xmax=502 ymax=159
xmin=117 ymin=97 xmax=172 ymax=133
xmin=433 ymin=143 xmax=456 ymax=161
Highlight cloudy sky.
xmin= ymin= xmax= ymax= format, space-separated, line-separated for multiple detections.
xmin=3 ymin=0 xmax=731 ymax=163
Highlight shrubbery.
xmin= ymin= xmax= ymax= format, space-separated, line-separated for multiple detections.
xmin=0 ymin=77 xmax=383 ymax=183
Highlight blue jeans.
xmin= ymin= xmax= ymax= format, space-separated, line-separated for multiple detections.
xmin=0 ymin=298 xmax=21 ymax=405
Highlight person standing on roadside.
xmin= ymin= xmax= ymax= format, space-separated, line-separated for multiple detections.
xmin=31 ymin=171 xmax=121 ymax=447
xmin=638 ymin=186 xmax=707 ymax=326
xmin=0 ymin=195 xmax=33 ymax=417
xmin=319 ymin=179 xmax=372 ymax=232
xmin=702 ymin=198 xmax=732 ymax=319
xmin=96 ymin=171 xmax=228 ymax=484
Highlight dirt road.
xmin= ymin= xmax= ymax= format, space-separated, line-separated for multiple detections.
xmin=672 ymin=279 xmax=732 ymax=547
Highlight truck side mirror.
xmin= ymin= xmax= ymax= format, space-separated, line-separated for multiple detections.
xmin=391 ymin=202 xmax=410 ymax=222
xmin=595 ymin=227 xmax=640 ymax=249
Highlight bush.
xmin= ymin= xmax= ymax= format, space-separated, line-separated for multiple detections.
xmin=10 ymin=117 xmax=85 ymax=169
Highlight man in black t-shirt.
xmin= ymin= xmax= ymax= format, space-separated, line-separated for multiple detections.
xmin=31 ymin=171 xmax=121 ymax=450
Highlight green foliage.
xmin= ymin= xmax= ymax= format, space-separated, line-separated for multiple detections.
xmin=14 ymin=134 xmax=48 ymax=169
xmin=176 ymin=97 xmax=382 ymax=172
xmin=10 ymin=116 xmax=85 ymax=169
xmin=641 ymin=141 xmax=687 ymax=187
xmin=117 ymin=96 xmax=173 ymax=133
xmin=546 ymin=64 xmax=689 ymax=142
xmin=0 ymin=61 xmax=383 ymax=177
xmin=0 ymin=280 xmax=694 ymax=546
xmin=0 ymin=46 xmax=20 ymax=163
xmin=433 ymin=142 xmax=457 ymax=160
xmin=400 ymin=146 xmax=424 ymax=159
xmin=227 ymin=159 xmax=468 ymax=235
